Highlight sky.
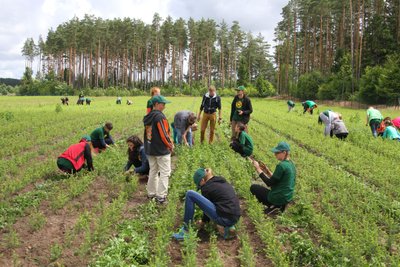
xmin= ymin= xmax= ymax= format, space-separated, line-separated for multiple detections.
xmin=0 ymin=0 xmax=285 ymax=79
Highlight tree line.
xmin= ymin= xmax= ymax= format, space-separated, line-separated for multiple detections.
xmin=20 ymin=14 xmax=275 ymax=97
xmin=275 ymin=0 xmax=400 ymax=104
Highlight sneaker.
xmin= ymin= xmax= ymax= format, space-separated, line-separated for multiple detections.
xmin=156 ymin=196 xmax=168 ymax=205
xmin=147 ymin=194 xmax=156 ymax=200
xmin=172 ymin=226 xmax=188 ymax=241
xmin=264 ymin=205 xmax=284 ymax=215
xmin=223 ymin=225 xmax=237 ymax=240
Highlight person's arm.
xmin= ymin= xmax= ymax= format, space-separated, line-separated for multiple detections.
xmin=198 ymin=96 xmax=205 ymax=121
xmin=84 ymin=144 xmax=94 ymax=171
xmin=182 ymin=127 xmax=190 ymax=146
xmin=134 ymin=148 xmax=149 ymax=173
xmin=217 ymin=96 xmax=222 ymax=123
xmin=242 ymin=98 xmax=253 ymax=115
xmin=156 ymin=118 xmax=174 ymax=150
xmin=366 ymin=112 xmax=369 ymax=126
xmin=230 ymin=98 xmax=235 ymax=122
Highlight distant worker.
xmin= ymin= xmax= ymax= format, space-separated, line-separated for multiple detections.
xmin=287 ymin=100 xmax=295 ymax=112
xmin=377 ymin=117 xmax=392 ymax=137
xmin=366 ymin=106 xmax=383 ymax=137
xmin=57 ymin=135 xmax=94 ymax=174
xmin=302 ymin=100 xmax=317 ymax=114
xmin=126 ymin=99 xmax=133 ymax=105
xmin=124 ymin=135 xmax=149 ymax=175
xmin=173 ymin=111 xmax=197 ymax=147
xmin=197 ymin=85 xmax=222 ymax=144
xmin=77 ymin=95 xmax=85 ymax=105
xmin=116 ymin=97 xmax=122 ymax=104
xmin=146 ymin=87 xmax=161 ymax=114
xmin=230 ymin=85 xmax=253 ymax=139
xmin=230 ymin=122 xmax=253 ymax=157
xmin=249 ymin=141 xmax=296 ymax=215
xmin=331 ymin=115 xmax=349 ymax=140
xmin=90 ymin=122 xmax=114 ymax=151
xmin=172 ymin=168 xmax=241 ymax=240
xmin=392 ymin=117 xmax=400 ymax=130
xmin=318 ymin=110 xmax=339 ymax=137
xmin=85 ymin=98 xmax=92 ymax=105
xmin=61 ymin=97 xmax=69 ymax=105
xmin=382 ymin=121 xmax=400 ymax=141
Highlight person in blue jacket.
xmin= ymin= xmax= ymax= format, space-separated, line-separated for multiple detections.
xmin=124 ymin=135 xmax=150 ymax=175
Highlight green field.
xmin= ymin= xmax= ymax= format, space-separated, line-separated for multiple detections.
xmin=0 ymin=96 xmax=399 ymax=266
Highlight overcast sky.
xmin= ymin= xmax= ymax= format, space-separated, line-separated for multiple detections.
xmin=0 ymin=0 xmax=285 ymax=79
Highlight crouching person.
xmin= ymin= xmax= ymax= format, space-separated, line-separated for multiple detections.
xmin=90 ymin=122 xmax=114 ymax=151
xmin=230 ymin=122 xmax=253 ymax=157
xmin=57 ymin=135 xmax=94 ymax=174
xmin=173 ymin=168 xmax=241 ymax=240
xmin=124 ymin=135 xmax=149 ymax=175
xmin=250 ymin=141 xmax=296 ymax=215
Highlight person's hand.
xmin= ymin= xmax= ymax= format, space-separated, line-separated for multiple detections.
xmin=196 ymin=220 xmax=205 ymax=228
xmin=238 ymin=110 xmax=243 ymax=115
xmin=251 ymin=158 xmax=260 ymax=169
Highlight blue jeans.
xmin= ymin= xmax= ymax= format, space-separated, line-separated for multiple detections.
xmin=176 ymin=128 xmax=192 ymax=147
xmin=369 ymin=119 xmax=380 ymax=137
xmin=183 ymin=190 xmax=235 ymax=227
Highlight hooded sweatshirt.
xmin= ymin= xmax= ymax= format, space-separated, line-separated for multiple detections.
xmin=143 ymin=109 xmax=173 ymax=156
xmin=200 ymin=176 xmax=241 ymax=222
xmin=230 ymin=95 xmax=253 ymax=124
xmin=331 ymin=119 xmax=349 ymax=135
xmin=200 ymin=92 xmax=221 ymax=114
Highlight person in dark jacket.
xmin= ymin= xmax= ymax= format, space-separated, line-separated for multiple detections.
xmin=230 ymin=85 xmax=253 ymax=139
xmin=90 ymin=122 xmax=114 ymax=150
xmin=57 ymin=135 xmax=94 ymax=174
xmin=172 ymin=168 xmax=241 ymax=240
xmin=250 ymin=141 xmax=296 ymax=215
xmin=143 ymin=95 xmax=174 ymax=204
xmin=124 ymin=135 xmax=149 ymax=175
xmin=197 ymin=85 xmax=222 ymax=144
xmin=173 ymin=110 xmax=197 ymax=147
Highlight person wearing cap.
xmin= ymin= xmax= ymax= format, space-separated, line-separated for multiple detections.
xmin=302 ymin=100 xmax=317 ymax=114
xmin=143 ymin=95 xmax=174 ymax=204
xmin=197 ymin=85 xmax=222 ymax=144
xmin=173 ymin=110 xmax=197 ymax=147
xmin=230 ymin=85 xmax=253 ymax=139
xmin=366 ymin=106 xmax=383 ymax=137
xmin=172 ymin=168 xmax=241 ymax=241
xmin=57 ymin=135 xmax=94 ymax=174
xmin=250 ymin=141 xmax=296 ymax=215
xmin=230 ymin=122 xmax=253 ymax=157
xmin=146 ymin=87 xmax=161 ymax=114
xmin=287 ymin=100 xmax=295 ymax=112
xmin=318 ymin=110 xmax=340 ymax=137
xmin=90 ymin=122 xmax=114 ymax=150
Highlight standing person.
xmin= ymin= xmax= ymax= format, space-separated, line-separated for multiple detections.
xmin=249 ymin=141 xmax=296 ymax=214
xmin=230 ymin=85 xmax=253 ymax=139
xmin=302 ymin=100 xmax=317 ymax=114
xmin=116 ymin=97 xmax=122 ymax=104
xmin=382 ymin=121 xmax=400 ymax=141
xmin=172 ymin=168 xmax=241 ymax=240
xmin=124 ymin=135 xmax=149 ymax=175
xmin=331 ymin=115 xmax=349 ymax=140
xmin=197 ymin=85 xmax=222 ymax=144
xmin=318 ymin=110 xmax=339 ymax=137
xmin=287 ymin=100 xmax=295 ymax=112
xmin=173 ymin=111 xmax=197 ymax=147
xmin=366 ymin=106 xmax=383 ymax=137
xmin=57 ymin=135 xmax=94 ymax=174
xmin=230 ymin=122 xmax=253 ymax=157
xmin=143 ymin=95 xmax=174 ymax=204
xmin=392 ymin=117 xmax=400 ymax=130
xmin=146 ymin=87 xmax=161 ymax=114
xmin=90 ymin=122 xmax=114 ymax=151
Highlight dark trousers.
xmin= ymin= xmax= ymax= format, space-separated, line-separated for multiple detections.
xmin=335 ymin=133 xmax=348 ymax=140
xmin=230 ymin=140 xmax=246 ymax=157
xmin=250 ymin=184 xmax=272 ymax=206
xmin=92 ymin=136 xmax=114 ymax=149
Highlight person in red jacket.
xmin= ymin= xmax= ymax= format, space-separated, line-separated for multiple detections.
xmin=57 ymin=135 xmax=94 ymax=174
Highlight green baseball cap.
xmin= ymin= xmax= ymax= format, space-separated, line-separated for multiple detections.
xmin=81 ymin=135 xmax=91 ymax=142
xmin=236 ymin=85 xmax=245 ymax=91
xmin=151 ymin=95 xmax=171 ymax=104
xmin=193 ymin=168 xmax=206 ymax=189
xmin=271 ymin=141 xmax=290 ymax=153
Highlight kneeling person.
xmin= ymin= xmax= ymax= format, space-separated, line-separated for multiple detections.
xmin=57 ymin=135 xmax=94 ymax=174
xmin=125 ymin=135 xmax=149 ymax=175
xmin=91 ymin=122 xmax=114 ymax=150
xmin=230 ymin=122 xmax=253 ymax=157
xmin=173 ymin=168 xmax=241 ymax=240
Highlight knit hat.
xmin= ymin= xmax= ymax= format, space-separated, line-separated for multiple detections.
xmin=271 ymin=141 xmax=290 ymax=153
xmin=193 ymin=168 xmax=206 ymax=189
xmin=81 ymin=135 xmax=91 ymax=142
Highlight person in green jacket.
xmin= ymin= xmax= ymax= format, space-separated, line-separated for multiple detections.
xmin=230 ymin=122 xmax=253 ymax=157
xmin=287 ymin=100 xmax=295 ymax=112
xmin=382 ymin=121 xmax=400 ymax=141
xmin=302 ymin=100 xmax=317 ymax=114
xmin=90 ymin=122 xmax=114 ymax=150
xmin=366 ymin=106 xmax=383 ymax=137
xmin=249 ymin=141 xmax=296 ymax=215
